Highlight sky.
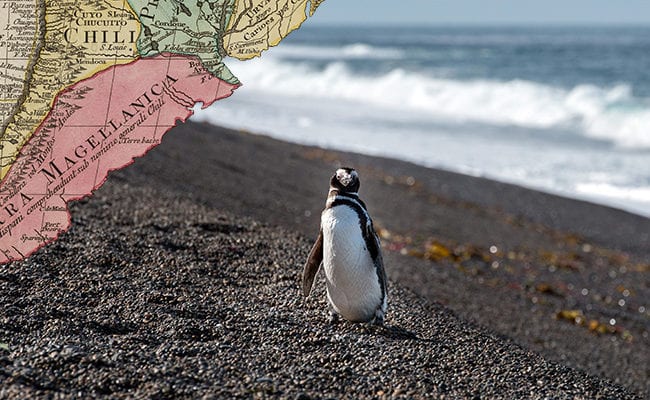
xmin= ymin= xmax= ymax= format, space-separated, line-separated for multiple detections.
xmin=312 ymin=1 xmax=650 ymax=26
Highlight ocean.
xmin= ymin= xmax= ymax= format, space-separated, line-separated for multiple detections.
xmin=192 ymin=25 xmax=650 ymax=218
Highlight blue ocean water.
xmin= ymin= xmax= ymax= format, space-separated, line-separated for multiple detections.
xmin=192 ymin=26 xmax=650 ymax=217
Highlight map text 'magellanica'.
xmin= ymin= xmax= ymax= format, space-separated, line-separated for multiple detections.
xmin=0 ymin=0 xmax=323 ymax=263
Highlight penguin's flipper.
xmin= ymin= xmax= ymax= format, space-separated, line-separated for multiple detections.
xmin=365 ymin=220 xmax=388 ymax=323
xmin=302 ymin=229 xmax=324 ymax=298
xmin=363 ymin=220 xmax=381 ymax=260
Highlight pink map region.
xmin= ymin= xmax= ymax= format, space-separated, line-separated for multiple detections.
xmin=0 ymin=54 xmax=239 ymax=263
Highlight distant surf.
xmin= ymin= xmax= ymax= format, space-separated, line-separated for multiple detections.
xmin=193 ymin=26 xmax=650 ymax=217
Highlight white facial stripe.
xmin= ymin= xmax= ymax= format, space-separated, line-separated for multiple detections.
xmin=336 ymin=169 xmax=357 ymax=187
xmin=335 ymin=194 xmax=370 ymax=222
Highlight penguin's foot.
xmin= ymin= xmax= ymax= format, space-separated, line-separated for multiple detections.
xmin=327 ymin=310 xmax=340 ymax=325
xmin=372 ymin=308 xmax=385 ymax=326
xmin=358 ymin=322 xmax=373 ymax=334
xmin=358 ymin=321 xmax=386 ymax=335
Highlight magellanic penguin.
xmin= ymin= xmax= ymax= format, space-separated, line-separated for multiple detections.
xmin=302 ymin=167 xmax=388 ymax=324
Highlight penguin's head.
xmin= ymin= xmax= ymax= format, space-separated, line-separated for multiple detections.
xmin=330 ymin=167 xmax=360 ymax=194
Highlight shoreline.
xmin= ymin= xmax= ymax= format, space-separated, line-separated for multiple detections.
xmin=120 ymin=121 xmax=648 ymax=395
xmin=2 ymin=120 xmax=648 ymax=398
xmin=0 ymin=179 xmax=639 ymax=399
xmin=126 ymin=120 xmax=650 ymax=257
xmin=201 ymin=121 xmax=650 ymax=221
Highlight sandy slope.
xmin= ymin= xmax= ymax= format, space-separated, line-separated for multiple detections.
xmin=121 ymin=121 xmax=649 ymax=396
xmin=1 ymin=120 xmax=648 ymax=398
xmin=0 ymin=179 xmax=639 ymax=399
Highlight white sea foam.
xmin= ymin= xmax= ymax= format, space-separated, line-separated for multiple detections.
xmin=226 ymin=57 xmax=650 ymax=149
xmin=193 ymin=49 xmax=650 ymax=217
xmin=192 ymin=90 xmax=650 ymax=217
xmin=266 ymin=43 xmax=404 ymax=60
xmin=575 ymin=183 xmax=650 ymax=217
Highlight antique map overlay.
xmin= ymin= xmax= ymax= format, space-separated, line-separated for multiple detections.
xmin=0 ymin=0 xmax=323 ymax=262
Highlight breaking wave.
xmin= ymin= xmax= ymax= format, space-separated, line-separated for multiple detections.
xmin=266 ymin=43 xmax=404 ymax=60
xmin=228 ymin=57 xmax=650 ymax=149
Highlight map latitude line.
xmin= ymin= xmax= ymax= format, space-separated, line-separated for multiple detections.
xmin=0 ymin=54 xmax=240 ymax=262
xmin=0 ymin=56 xmax=165 ymax=207
xmin=223 ymin=0 xmax=322 ymax=60
xmin=0 ymin=0 xmax=45 ymax=138
xmin=0 ymin=0 xmax=141 ymax=178
xmin=0 ymin=0 xmax=323 ymax=262
xmin=128 ymin=0 xmax=239 ymax=84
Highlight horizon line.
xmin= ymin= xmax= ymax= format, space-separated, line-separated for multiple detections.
xmin=308 ymin=21 xmax=650 ymax=28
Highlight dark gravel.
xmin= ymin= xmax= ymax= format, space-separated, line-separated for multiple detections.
xmin=116 ymin=121 xmax=649 ymax=398
xmin=0 ymin=179 xmax=641 ymax=399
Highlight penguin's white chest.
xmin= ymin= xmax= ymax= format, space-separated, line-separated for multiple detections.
xmin=321 ymin=206 xmax=382 ymax=322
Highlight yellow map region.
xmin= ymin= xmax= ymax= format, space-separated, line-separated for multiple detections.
xmin=223 ymin=0 xmax=322 ymax=60
xmin=0 ymin=0 xmax=140 ymax=179
xmin=0 ymin=0 xmax=42 ymax=139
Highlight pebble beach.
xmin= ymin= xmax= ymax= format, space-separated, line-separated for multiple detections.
xmin=1 ymin=121 xmax=648 ymax=399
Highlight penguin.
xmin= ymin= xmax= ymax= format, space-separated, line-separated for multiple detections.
xmin=302 ymin=167 xmax=388 ymax=324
